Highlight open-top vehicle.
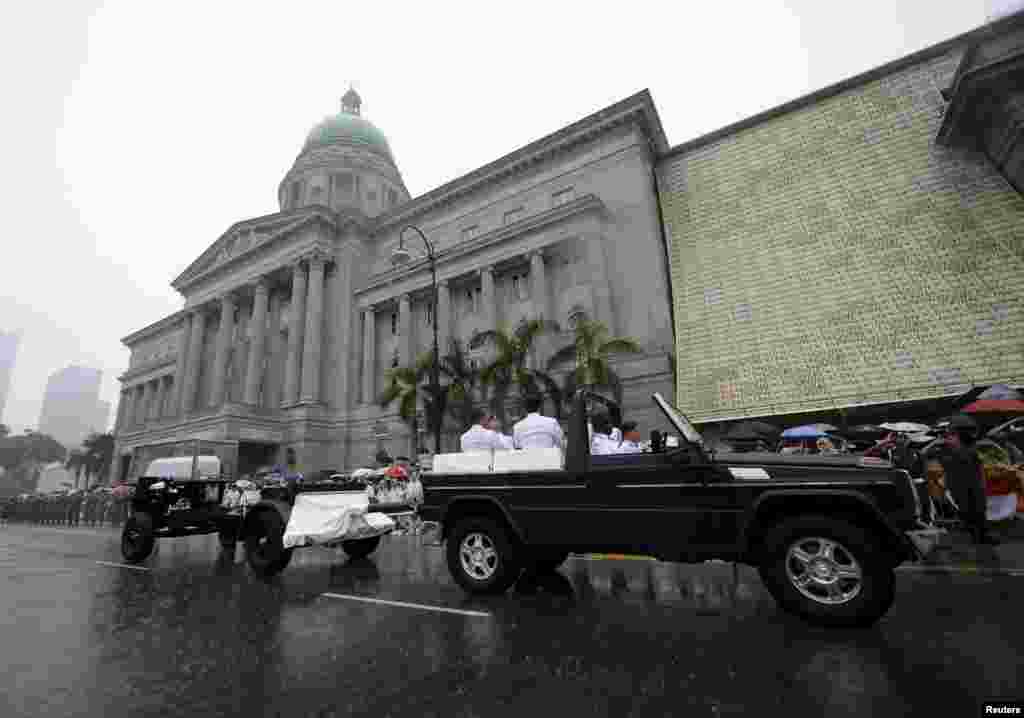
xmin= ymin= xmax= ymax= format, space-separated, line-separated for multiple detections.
xmin=419 ymin=390 xmax=945 ymax=627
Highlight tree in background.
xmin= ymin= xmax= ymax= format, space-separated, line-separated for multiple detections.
xmin=82 ymin=433 xmax=115 ymax=488
xmin=379 ymin=352 xmax=447 ymax=458
xmin=438 ymin=339 xmax=485 ymax=441
xmin=0 ymin=424 xmax=9 ymax=439
xmin=66 ymin=450 xmax=87 ymax=490
xmin=547 ymin=315 xmax=642 ymax=410
xmin=470 ymin=318 xmax=562 ymax=427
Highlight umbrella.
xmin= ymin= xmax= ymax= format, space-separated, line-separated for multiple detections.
xmin=879 ymin=422 xmax=931 ymax=434
xmin=782 ymin=424 xmax=833 ymax=439
xmin=963 ymin=399 xmax=1024 ymax=415
xmin=906 ymin=434 xmax=936 ymax=444
xmin=977 ymin=384 xmax=1024 ymax=401
xmin=725 ymin=421 xmax=781 ymax=441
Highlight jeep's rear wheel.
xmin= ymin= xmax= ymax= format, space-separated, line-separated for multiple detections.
xmin=447 ymin=517 xmax=522 ymax=595
xmin=758 ymin=515 xmax=895 ymax=628
xmin=245 ymin=510 xmax=293 ymax=577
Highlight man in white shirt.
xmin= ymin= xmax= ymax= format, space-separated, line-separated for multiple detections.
xmin=513 ymin=396 xmax=564 ymax=449
xmin=460 ymin=409 xmax=507 ymax=452
xmin=590 ymin=413 xmax=620 ymax=455
xmin=616 ymin=421 xmax=643 ymax=454
xmin=485 ymin=415 xmax=516 ymax=450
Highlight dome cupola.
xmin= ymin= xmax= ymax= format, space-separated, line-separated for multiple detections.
xmin=280 ymin=89 xmax=409 ymax=217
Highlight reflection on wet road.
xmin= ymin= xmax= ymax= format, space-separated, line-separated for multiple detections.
xmin=1 ymin=524 xmax=1020 ymax=717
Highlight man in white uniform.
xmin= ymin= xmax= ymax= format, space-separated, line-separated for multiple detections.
xmin=590 ymin=413 xmax=620 ymax=455
xmin=461 ymin=409 xmax=507 ymax=451
xmin=513 ymin=396 xmax=564 ymax=449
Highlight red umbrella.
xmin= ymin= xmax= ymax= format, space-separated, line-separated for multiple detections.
xmin=963 ymin=399 xmax=1024 ymax=414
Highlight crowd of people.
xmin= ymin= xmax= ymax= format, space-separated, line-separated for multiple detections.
xmin=0 ymin=489 xmax=129 ymax=528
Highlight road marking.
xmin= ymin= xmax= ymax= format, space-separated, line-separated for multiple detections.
xmin=320 ymin=592 xmax=491 ymax=617
xmin=95 ymin=560 xmax=151 ymax=572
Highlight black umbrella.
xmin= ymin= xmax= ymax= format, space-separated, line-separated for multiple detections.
xmin=725 ymin=421 xmax=781 ymax=442
xmin=838 ymin=424 xmax=887 ymax=440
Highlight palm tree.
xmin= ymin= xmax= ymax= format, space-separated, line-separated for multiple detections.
xmin=546 ymin=315 xmax=642 ymax=408
xmin=65 ymin=450 xmax=87 ymax=491
xmin=438 ymin=339 xmax=485 ymax=436
xmin=470 ymin=318 xmax=561 ymax=427
xmin=82 ymin=433 xmax=114 ymax=489
xmin=379 ymin=352 xmax=447 ymax=457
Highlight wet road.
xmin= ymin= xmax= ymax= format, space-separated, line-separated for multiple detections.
xmin=1 ymin=524 xmax=1021 ymax=718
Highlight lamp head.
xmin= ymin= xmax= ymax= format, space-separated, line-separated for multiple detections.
xmin=390 ymin=246 xmax=412 ymax=266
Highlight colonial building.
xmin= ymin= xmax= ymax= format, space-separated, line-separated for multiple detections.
xmin=112 ymin=89 xmax=676 ymax=479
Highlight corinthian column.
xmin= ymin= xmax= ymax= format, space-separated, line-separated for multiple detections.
xmin=530 ymin=250 xmax=550 ymax=367
xmin=282 ymin=260 xmax=307 ymax=406
xmin=171 ymin=313 xmax=191 ymax=416
xmin=138 ymin=383 xmax=151 ymax=426
xmin=210 ymin=292 xmax=237 ymax=407
xmin=481 ymin=265 xmax=495 ymax=329
xmin=398 ymin=293 xmax=412 ymax=367
xmin=437 ymin=280 xmax=451 ymax=353
xmin=181 ymin=307 xmax=206 ymax=413
xmin=300 ymin=254 xmax=326 ymax=403
xmin=244 ymin=278 xmax=270 ymax=405
xmin=362 ymin=306 xmax=376 ymax=404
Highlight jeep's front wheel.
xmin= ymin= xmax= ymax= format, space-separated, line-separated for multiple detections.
xmin=758 ymin=515 xmax=895 ymax=628
xmin=446 ymin=517 xmax=522 ymax=595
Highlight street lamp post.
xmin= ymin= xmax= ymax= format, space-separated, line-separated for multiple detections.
xmin=391 ymin=225 xmax=442 ymax=455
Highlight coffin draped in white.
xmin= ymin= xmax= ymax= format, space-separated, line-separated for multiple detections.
xmin=282 ymin=491 xmax=395 ymax=548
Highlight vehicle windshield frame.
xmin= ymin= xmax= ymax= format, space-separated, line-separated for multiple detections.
xmin=652 ymin=392 xmax=706 ymax=449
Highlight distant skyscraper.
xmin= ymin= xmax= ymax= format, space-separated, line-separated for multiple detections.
xmin=0 ymin=331 xmax=19 ymax=425
xmin=38 ymin=366 xmax=103 ymax=449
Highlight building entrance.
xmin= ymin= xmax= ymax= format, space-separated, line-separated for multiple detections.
xmin=238 ymin=442 xmax=279 ymax=478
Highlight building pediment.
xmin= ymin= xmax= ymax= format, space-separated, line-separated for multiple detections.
xmin=171 ymin=206 xmax=368 ymax=293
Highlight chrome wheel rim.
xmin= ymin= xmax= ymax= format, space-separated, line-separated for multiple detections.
xmin=459 ymin=532 xmax=498 ymax=581
xmin=785 ymin=536 xmax=863 ymax=605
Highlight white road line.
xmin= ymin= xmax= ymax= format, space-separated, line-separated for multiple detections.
xmin=320 ymin=592 xmax=491 ymax=618
xmin=95 ymin=560 xmax=151 ymax=572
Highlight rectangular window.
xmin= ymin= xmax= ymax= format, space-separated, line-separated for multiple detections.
xmin=425 ymin=303 xmax=433 ymax=326
xmin=461 ymin=225 xmax=479 ymax=242
xmin=474 ymin=287 xmax=481 ymax=313
xmin=387 ymin=188 xmax=399 ymax=206
xmin=552 ymin=187 xmax=575 ymax=207
xmin=290 ymin=181 xmax=302 ymax=207
xmin=391 ymin=313 xmax=397 ymax=335
xmin=333 ymin=173 xmax=354 ymax=195
xmin=503 ymin=207 xmax=524 ymax=225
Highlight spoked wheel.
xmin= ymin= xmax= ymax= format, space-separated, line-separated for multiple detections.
xmin=121 ymin=512 xmax=156 ymax=563
xmin=446 ymin=517 xmax=521 ymax=595
xmin=759 ymin=515 xmax=895 ymax=628
xmin=342 ymin=535 xmax=382 ymax=560
xmin=244 ymin=511 xmax=293 ymax=577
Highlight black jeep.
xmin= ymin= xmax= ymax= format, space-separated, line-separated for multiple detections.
xmin=419 ymin=391 xmax=943 ymax=627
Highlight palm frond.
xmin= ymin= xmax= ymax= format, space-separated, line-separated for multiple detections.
xmin=600 ymin=338 xmax=642 ymax=355
xmin=546 ymin=345 xmax=579 ymax=370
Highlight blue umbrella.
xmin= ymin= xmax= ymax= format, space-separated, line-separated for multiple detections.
xmin=782 ymin=424 xmax=832 ymax=439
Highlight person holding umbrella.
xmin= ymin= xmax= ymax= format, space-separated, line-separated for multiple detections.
xmin=928 ymin=414 xmax=999 ymax=545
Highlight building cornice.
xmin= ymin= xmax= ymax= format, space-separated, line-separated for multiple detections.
xmin=118 ymin=355 xmax=178 ymax=383
xmin=369 ymin=91 xmax=667 ymax=234
xmin=120 ymin=310 xmax=188 ymax=347
xmin=172 ymin=207 xmax=365 ymax=293
xmin=355 ymin=193 xmax=605 ymax=299
xmin=660 ymin=10 xmax=1024 ymax=161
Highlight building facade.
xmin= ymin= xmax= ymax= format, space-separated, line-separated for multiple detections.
xmin=658 ymin=13 xmax=1024 ymax=431
xmin=39 ymin=366 xmax=104 ymax=450
xmin=0 ymin=331 xmax=19 ymax=425
xmin=112 ymin=90 xmax=676 ymax=479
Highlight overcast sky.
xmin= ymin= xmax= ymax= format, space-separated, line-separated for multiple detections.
xmin=0 ymin=0 xmax=1004 ymax=435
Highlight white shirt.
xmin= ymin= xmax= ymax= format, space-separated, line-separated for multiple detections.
xmin=617 ymin=439 xmax=643 ymax=454
xmin=591 ymin=433 xmax=620 ymax=455
xmin=513 ymin=413 xmax=564 ymax=449
xmin=460 ymin=425 xmax=506 ymax=452
xmin=496 ymin=433 xmax=515 ymax=450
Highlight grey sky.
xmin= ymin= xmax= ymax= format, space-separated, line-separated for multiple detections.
xmin=0 ymin=0 xmax=993 ymax=435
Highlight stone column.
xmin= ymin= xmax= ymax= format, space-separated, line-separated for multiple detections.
xmin=210 ymin=293 xmax=237 ymax=407
xmin=171 ymin=313 xmax=191 ymax=416
xmin=283 ymin=260 xmax=307 ymax=406
xmin=437 ymin=280 xmax=451 ymax=353
xmin=530 ymin=250 xmax=550 ymax=367
xmin=116 ymin=390 xmax=129 ymax=432
xmin=181 ymin=307 xmax=206 ymax=413
xmin=481 ymin=265 xmax=495 ymax=329
xmin=150 ymin=379 xmax=164 ymax=421
xmin=244 ymin=278 xmax=270 ymax=405
xmin=300 ymin=254 xmax=326 ymax=403
xmin=137 ymin=383 xmax=151 ymax=426
xmin=587 ymin=236 xmax=615 ymax=334
xmin=362 ymin=306 xmax=376 ymax=403
xmin=398 ymin=293 xmax=412 ymax=367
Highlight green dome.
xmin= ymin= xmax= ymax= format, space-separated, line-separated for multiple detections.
xmin=302 ymin=111 xmax=393 ymax=159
